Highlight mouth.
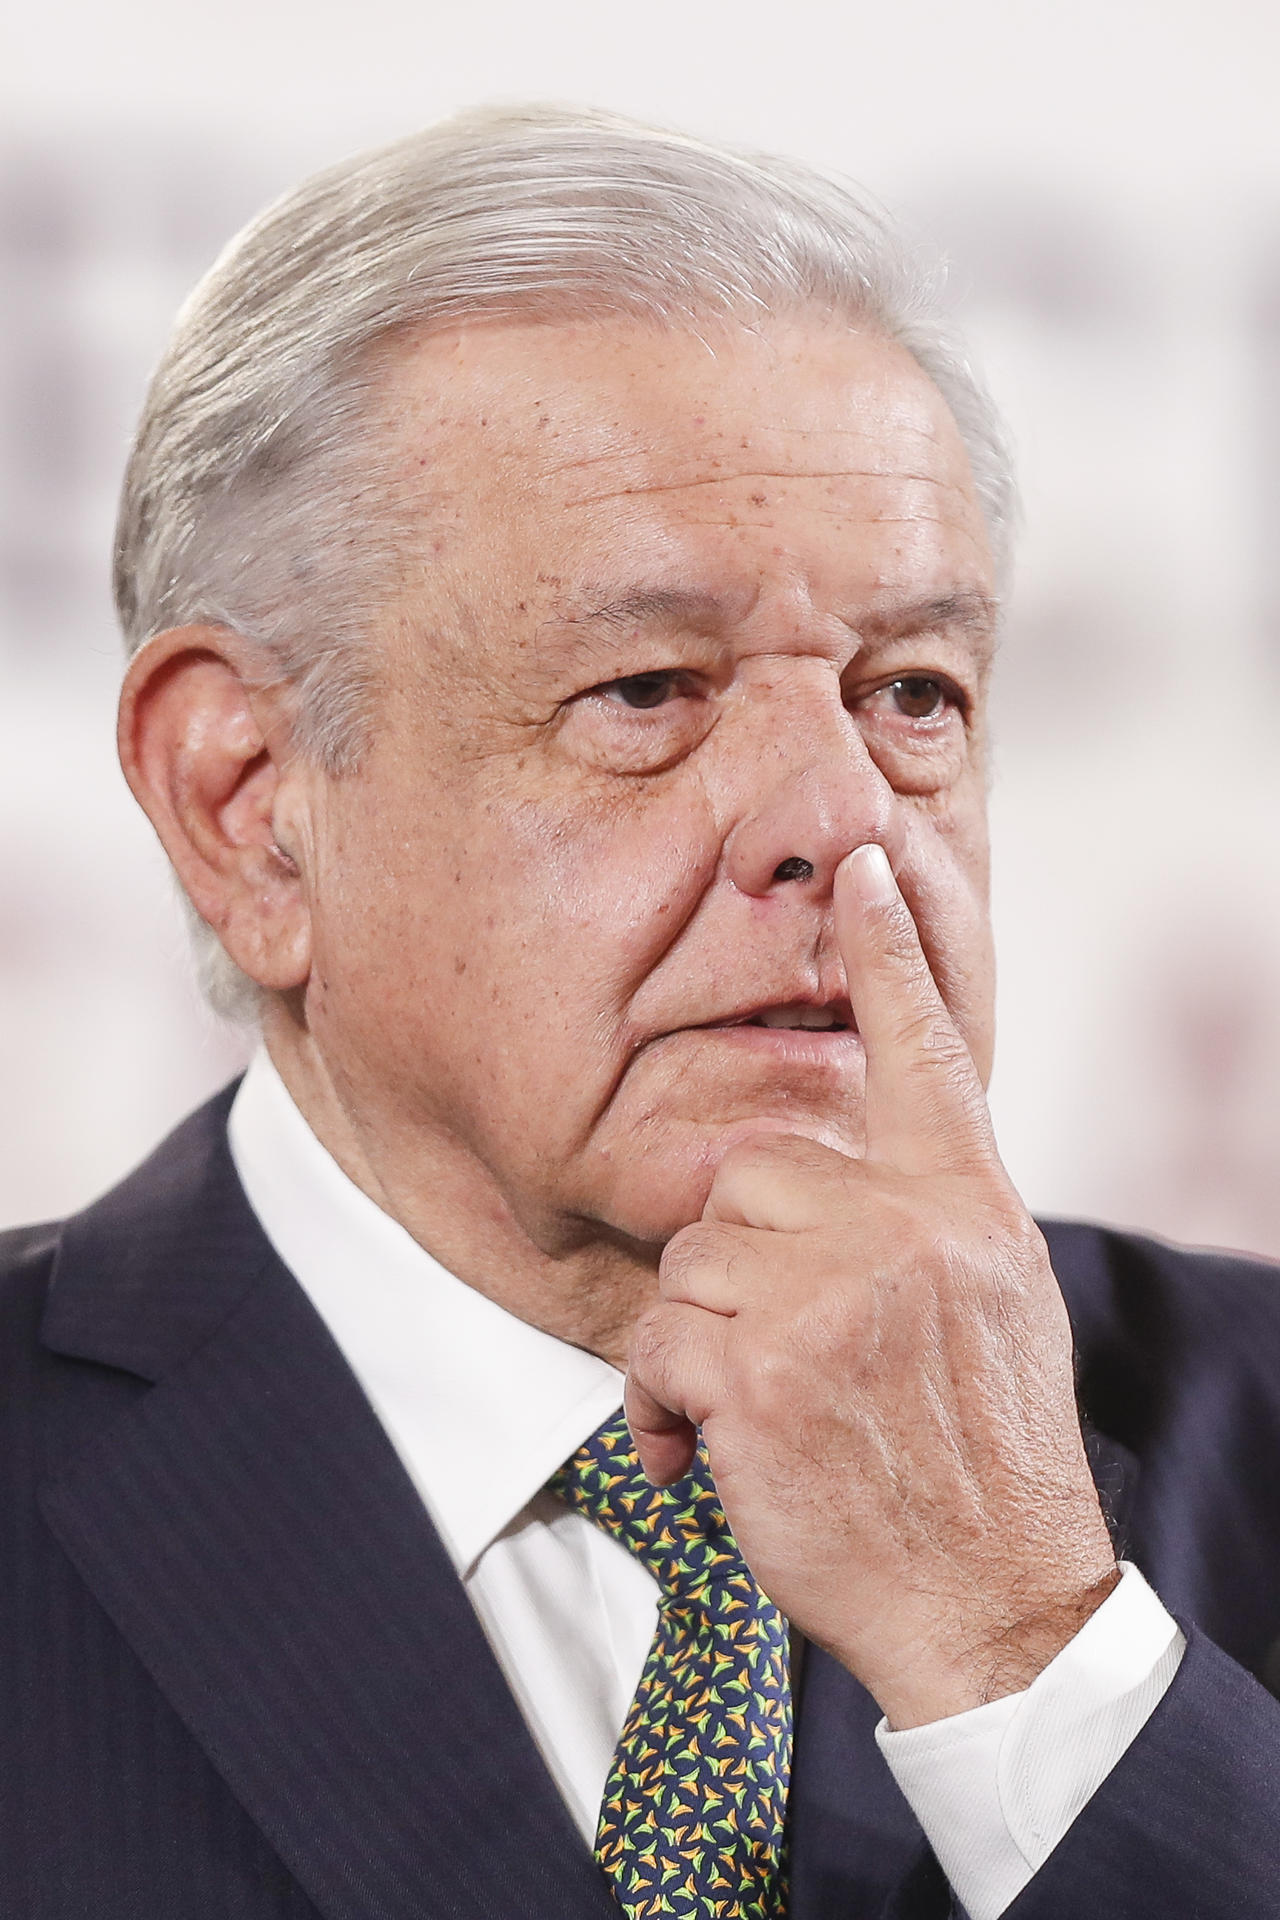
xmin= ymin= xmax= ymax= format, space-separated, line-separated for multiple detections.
xmin=709 ymin=999 xmax=857 ymax=1033
xmin=628 ymin=998 xmax=862 ymax=1069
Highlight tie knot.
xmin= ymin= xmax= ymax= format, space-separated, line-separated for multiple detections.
xmin=549 ymin=1411 xmax=748 ymax=1602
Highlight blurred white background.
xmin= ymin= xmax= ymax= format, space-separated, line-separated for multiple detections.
xmin=2 ymin=0 xmax=1278 ymax=1254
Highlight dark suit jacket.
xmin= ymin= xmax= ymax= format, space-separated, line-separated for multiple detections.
xmin=4 ymin=1085 xmax=1280 ymax=1918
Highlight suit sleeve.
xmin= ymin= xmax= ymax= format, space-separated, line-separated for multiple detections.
xmin=997 ymin=1627 xmax=1280 ymax=1917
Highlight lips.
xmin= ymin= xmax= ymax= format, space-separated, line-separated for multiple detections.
xmin=710 ymin=998 xmax=856 ymax=1033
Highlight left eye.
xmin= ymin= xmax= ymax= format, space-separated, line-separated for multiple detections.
xmin=882 ymin=675 xmax=955 ymax=721
xmin=599 ymin=671 xmax=684 ymax=710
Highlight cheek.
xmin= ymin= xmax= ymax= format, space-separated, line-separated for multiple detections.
xmin=309 ymin=747 xmax=724 ymax=1059
xmin=492 ymin=781 xmax=723 ymax=1003
xmin=304 ymin=827 xmax=446 ymax=1030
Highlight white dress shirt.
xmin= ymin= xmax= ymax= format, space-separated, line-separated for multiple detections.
xmin=228 ymin=1050 xmax=1184 ymax=1920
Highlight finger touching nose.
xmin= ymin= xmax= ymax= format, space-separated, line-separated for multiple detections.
xmin=722 ymin=726 xmax=899 ymax=900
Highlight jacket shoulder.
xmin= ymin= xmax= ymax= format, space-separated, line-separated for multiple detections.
xmin=1042 ymin=1215 xmax=1280 ymax=1331
xmin=0 ymin=1218 xmax=60 ymax=1274
xmin=0 ymin=1219 xmax=60 ymax=1353
xmin=1041 ymin=1216 xmax=1280 ymax=1450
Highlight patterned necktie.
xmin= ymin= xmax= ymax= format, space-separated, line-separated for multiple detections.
xmin=549 ymin=1411 xmax=792 ymax=1920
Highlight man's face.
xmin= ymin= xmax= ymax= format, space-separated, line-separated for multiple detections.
xmin=295 ymin=316 xmax=998 ymax=1255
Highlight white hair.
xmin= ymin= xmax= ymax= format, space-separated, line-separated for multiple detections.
xmin=114 ymin=102 xmax=1016 ymax=1020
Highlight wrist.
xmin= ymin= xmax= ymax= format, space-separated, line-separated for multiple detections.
xmin=864 ymin=1561 xmax=1123 ymax=1731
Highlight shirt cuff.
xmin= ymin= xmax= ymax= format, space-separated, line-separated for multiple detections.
xmin=874 ymin=1562 xmax=1186 ymax=1920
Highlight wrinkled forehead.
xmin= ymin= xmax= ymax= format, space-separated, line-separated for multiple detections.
xmin=365 ymin=313 xmax=993 ymax=651
xmin=374 ymin=311 xmax=972 ymax=487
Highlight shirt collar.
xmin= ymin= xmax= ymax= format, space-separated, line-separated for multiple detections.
xmin=227 ymin=1050 xmax=625 ymax=1576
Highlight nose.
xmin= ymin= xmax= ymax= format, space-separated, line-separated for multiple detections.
xmin=721 ymin=699 xmax=898 ymax=899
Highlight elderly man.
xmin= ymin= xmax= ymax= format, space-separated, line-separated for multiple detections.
xmin=3 ymin=105 xmax=1279 ymax=1920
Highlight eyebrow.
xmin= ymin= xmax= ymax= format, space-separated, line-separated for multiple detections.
xmin=859 ymin=590 xmax=1001 ymax=650
xmin=567 ymin=584 xmax=995 ymax=628
xmin=536 ymin=587 xmax=733 ymax=674
xmin=565 ymin=587 xmax=732 ymax=632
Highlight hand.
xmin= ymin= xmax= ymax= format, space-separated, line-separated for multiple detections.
xmin=625 ymin=842 xmax=1118 ymax=1729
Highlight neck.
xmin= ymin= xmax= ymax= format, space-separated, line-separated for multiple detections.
xmin=259 ymin=1010 xmax=658 ymax=1370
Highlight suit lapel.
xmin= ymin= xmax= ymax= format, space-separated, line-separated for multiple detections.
xmin=39 ymin=1095 xmax=617 ymax=1920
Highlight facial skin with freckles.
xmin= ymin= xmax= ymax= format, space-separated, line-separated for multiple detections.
xmin=213 ymin=316 xmax=1000 ymax=1360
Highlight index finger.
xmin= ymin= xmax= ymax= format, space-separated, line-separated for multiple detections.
xmin=834 ymin=843 xmax=995 ymax=1174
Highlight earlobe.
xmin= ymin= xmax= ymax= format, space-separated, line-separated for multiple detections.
xmin=117 ymin=625 xmax=313 ymax=994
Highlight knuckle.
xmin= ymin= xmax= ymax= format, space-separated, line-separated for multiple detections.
xmin=657 ymin=1225 xmax=702 ymax=1287
xmin=629 ymin=1304 xmax=676 ymax=1379
xmin=711 ymin=1136 xmax=791 ymax=1202
xmin=897 ymin=1007 xmax=966 ymax=1067
xmin=713 ymin=1138 xmax=772 ymax=1179
xmin=714 ymin=1131 xmax=845 ymax=1207
xmin=659 ymin=1221 xmax=737 ymax=1291
xmin=928 ymin=1191 xmax=1047 ymax=1311
xmin=963 ymin=1181 xmax=1042 ymax=1261
xmin=998 ymin=1199 xmax=1046 ymax=1262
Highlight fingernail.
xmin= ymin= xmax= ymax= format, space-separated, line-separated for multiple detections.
xmin=847 ymin=843 xmax=897 ymax=906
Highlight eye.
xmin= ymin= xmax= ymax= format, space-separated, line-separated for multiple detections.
xmin=883 ymin=674 xmax=957 ymax=722
xmin=850 ymin=669 xmax=972 ymax=794
xmin=598 ymin=671 xmax=686 ymax=710
xmin=563 ymin=665 xmax=712 ymax=774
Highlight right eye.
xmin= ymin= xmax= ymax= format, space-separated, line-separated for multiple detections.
xmin=561 ymin=667 xmax=713 ymax=774
xmin=597 ymin=671 xmax=686 ymax=709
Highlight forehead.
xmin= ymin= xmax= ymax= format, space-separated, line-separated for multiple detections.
xmin=375 ymin=314 xmax=994 ymax=633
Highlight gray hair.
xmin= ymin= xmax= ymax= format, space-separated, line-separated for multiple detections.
xmin=114 ymin=102 xmax=1015 ymax=1019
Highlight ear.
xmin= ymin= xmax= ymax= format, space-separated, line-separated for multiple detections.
xmin=118 ymin=626 xmax=314 ymax=994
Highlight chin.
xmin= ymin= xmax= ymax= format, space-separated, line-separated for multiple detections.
xmin=594 ymin=1112 xmax=863 ymax=1245
xmin=592 ymin=1177 xmax=712 ymax=1249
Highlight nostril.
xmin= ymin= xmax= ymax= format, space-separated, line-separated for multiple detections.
xmin=772 ymin=856 xmax=814 ymax=884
